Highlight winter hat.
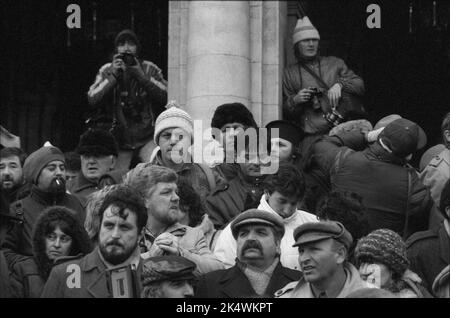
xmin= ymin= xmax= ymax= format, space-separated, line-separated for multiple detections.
xmin=355 ymin=229 xmax=410 ymax=277
xmin=292 ymin=16 xmax=320 ymax=45
xmin=211 ymin=103 xmax=258 ymax=130
xmin=153 ymin=101 xmax=193 ymax=144
xmin=378 ymin=118 xmax=427 ymax=158
xmin=114 ymin=29 xmax=140 ymax=51
xmin=265 ymin=120 xmax=303 ymax=146
xmin=76 ymin=129 xmax=119 ymax=157
xmin=23 ymin=145 xmax=65 ymax=184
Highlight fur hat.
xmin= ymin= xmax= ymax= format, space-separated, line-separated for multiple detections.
xmin=154 ymin=101 xmax=193 ymax=145
xmin=292 ymin=16 xmax=320 ymax=45
xmin=23 ymin=145 xmax=65 ymax=184
xmin=355 ymin=229 xmax=410 ymax=277
xmin=76 ymin=129 xmax=119 ymax=157
xmin=211 ymin=103 xmax=257 ymax=130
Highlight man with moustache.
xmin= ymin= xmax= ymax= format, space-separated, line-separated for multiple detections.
xmin=195 ymin=209 xmax=302 ymax=298
xmin=123 ymin=164 xmax=223 ymax=275
xmin=2 ymin=145 xmax=85 ymax=269
xmin=275 ymin=221 xmax=372 ymax=298
xmin=41 ymin=185 xmax=147 ymax=297
xmin=0 ymin=147 xmax=28 ymax=209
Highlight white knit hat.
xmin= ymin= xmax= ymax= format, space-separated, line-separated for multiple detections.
xmin=292 ymin=16 xmax=320 ymax=45
xmin=154 ymin=100 xmax=194 ymax=144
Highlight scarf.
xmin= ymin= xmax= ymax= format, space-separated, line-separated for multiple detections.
xmin=237 ymin=258 xmax=279 ymax=296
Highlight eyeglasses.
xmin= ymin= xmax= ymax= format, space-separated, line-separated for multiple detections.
xmin=46 ymin=233 xmax=72 ymax=244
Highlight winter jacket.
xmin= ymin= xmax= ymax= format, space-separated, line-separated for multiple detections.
xmin=1 ymin=186 xmax=85 ymax=269
xmin=195 ymin=261 xmax=301 ymax=298
xmin=420 ymin=148 xmax=450 ymax=206
xmin=87 ymin=60 xmax=167 ymax=150
xmin=205 ymin=170 xmax=265 ymax=230
xmin=283 ymin=56 xmax=364 ymax=134
xmin=141 ymin=222 xmax=224 ymax=276
xmin=213 ymin=195 xmax=318 ymax=270
xmin=67 ymin=169 xmax=127 ymax=207
xmin=406 ymin=221 xmax=450 ymax=296
xmin=275 ymin=263 xmax=372 ymax=298
xmin=41 ymin=247 xmax=143 ymax=298
xmin=310 ymin=131 xmax=432 ymax=238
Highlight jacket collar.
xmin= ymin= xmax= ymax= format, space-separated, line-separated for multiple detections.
xmin=30 ymin=185 xmax=65 ymax=206
xmin=258 ymin=195 xmax=298 ymax=224
xmin=365 ymin=143 xmax=406 ymax=166
xmin=153 ymin=150 xmax=193 ymax=173
xmin=72 ymin=172 xmax=97 ymax=192
xmin=218 ymin=261 xmax=297 ymax=297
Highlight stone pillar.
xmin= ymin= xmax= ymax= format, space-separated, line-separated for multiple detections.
xmin=185 ymin=1 xmax=251 ymax=124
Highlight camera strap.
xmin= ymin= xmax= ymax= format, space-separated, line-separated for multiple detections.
xmin=298 ymin=60 xmax=330 ymax=91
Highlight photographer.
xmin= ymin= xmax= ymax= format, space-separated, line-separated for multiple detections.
xmin=282 ymin=17 xmax=365 ymax=154
xmin=87 ymin=29 xmax=168 ymax=170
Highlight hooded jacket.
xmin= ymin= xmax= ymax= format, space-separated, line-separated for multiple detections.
xmin=9 ymin=206 xmax=92 ymax=297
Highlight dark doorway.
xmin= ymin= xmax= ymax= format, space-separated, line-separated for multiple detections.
xmin=295 ymin=0 xmax=450 ymax=165
xmin=2 ymin=0 xmax=168 ymax=154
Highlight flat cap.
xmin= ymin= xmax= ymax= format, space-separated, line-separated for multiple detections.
xmin=293 ymin=221 xmax=353 ymax=249
xmin=141 ymin=256 xmax=196 ymax=285
xmin=231 ymin=209 xmax=285 ymax=240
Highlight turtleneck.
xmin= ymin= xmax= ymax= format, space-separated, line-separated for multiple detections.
xmin=31 ymin=184 xmax=65 ymax=206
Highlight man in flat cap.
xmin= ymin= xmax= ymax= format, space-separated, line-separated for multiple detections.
xmin=195 ymin=209 xmax=301 ymax=298
xmin=141 ymin=255 xmax=196 ymax=298
xmin=276 ymin=221 xmax=372 ymax=298
xmin=87 ymin=29 xmax=167 ymax=170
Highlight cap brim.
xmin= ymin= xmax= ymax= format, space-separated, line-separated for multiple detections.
xmin=293 ymin=233 xmax=334 ymax=247
xmin=234 ymin=218 xmax=275 ymax=229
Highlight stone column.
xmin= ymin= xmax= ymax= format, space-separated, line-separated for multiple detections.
xmin=185 ymin=1 xmax=251 ymax=124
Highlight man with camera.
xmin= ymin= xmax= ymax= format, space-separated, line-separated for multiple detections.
xmin=282 ymin=17 xmax=365 ymax=152
xmin=87 ymin=29 xmax=167 ymax=170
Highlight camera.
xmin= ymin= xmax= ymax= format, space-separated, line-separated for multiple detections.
xmin=309 ymin=87 xmax=323 ymax=98
xmin=117 ymin=52 xmax=137 ymax=66
xmin=324 ymin=108 xmax=345 ymax=126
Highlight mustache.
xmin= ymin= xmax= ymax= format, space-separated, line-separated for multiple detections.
xmin=242 ymin=240 xmax=263 ymax=253
xmin=106 ymin=240 xmax=124 ymax=248
xmin=1 ymin=175 xmax=12 ymax=182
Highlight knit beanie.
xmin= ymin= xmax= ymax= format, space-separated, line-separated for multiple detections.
xmin=292 ymin=16 xmax=320 ymax=45
xmin=355 ymin=229 xmax=410 ymax=277
xmin=23 ymin=145 xmax=65 ymax=184
xmin=211 ymin=103 xmax=257 ymax=130
xmin=76 ymin=129 xmax=119 ymax=157
xmin=153 ymin=101 xmax=193 ymax=145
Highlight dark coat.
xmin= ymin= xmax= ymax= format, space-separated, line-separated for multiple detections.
xmin=310 ymin=131 xmax=432 ymax=238
xmin=406 ymin=222 xmax=450 ymax=295
xmin=194 ymin=261 xmax=302 ymax=298
xmin=0 ymin=251 xmax=12 ymax=298
xmin=41 ymin=247 xmax=143 ymax=298
xmin=68 ymin=169 xmax=127 ymax=207
xmin=205 ymin=174 xmax=264 ymax=230
xmin=1 ymin=186 xmax=85 ymax=269
xmin=9 ymin=207 xmax=92 ymax=298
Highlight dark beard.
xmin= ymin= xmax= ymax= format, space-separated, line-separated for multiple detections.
xmin=47 ymin=177 xmax=66 ymax=195
xmin=99 ymin=240 xmax=138 ymax=266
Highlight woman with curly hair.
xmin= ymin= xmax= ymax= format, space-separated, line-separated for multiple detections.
xmin=10 ymin=206 xmax=92 ymax=297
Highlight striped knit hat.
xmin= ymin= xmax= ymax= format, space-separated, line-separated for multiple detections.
xmin=153 ymin=101 xmax=193 ymax=145
xmin=292 ymin=16 xmax=320 ymax=45
xmin=355 ymin=229 xmax=410 ymax=277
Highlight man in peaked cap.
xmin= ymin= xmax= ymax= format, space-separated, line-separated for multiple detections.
xmin=68 ymin=128 xmax=126 ymax=207
xmin=305 ymin=117 xmax=432 ymax=238
xmin=1 ymin=144 xmax=85 ymax=270
xmin=282 ymin=16 xmax=365 ymax=146
xmin=141 ymin=255 xmax=197 ymax=298
xmin=275 ymin=221 xmax=373 ymax=298
xmin=195 ymin=209 xmax=301 ymax=298
xmin=87 ymin=29 xmax=168 ymax=170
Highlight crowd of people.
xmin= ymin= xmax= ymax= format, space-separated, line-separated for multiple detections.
xmin=0 ymin=18 xmax=449 ymax=298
